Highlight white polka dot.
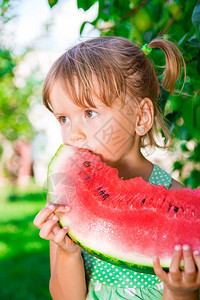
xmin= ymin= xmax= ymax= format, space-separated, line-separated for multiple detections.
xmin=115 ymin=268 xmax=118 ymax=271
xmin=137 ymin=282 xmax=140 ymax=285
xmin=126 ymin=279 xmax=129 ymax=281
xmin=122 ymin=281 xmax=125 ymax=284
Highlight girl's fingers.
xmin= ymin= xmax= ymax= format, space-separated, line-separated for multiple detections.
xmin=39 ymin=215 xmax=59 ymax=239
xmin=182 ymin=245 xmax=197 ymax=282
xmin=193 ymin=250 xmax=200 ymax=270
xmin=193 ymin=250 xmax=200 ymax=282
xmin=54 ymin=226 xmax=69 ymax=245
xmin=34 ymin=205 xmax=56 ymax=229
xmin=153 ymin=257 xmax=168 ymax=283
xmin=169 ymin=245 xmax=182 ymax=282
xmin=55 ymin=205 xmax=71 ymax=213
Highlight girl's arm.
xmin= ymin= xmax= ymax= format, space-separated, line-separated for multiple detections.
xmin=50 ymin=241 xmax=87 ymax=300
xmin=34 ymin=204 xmax=87 ymax=300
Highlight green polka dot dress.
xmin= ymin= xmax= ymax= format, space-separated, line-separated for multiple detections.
xmin=82 ymin=164 xmax=172 ymax=300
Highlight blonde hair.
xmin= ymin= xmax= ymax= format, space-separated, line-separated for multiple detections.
xmin=42 ymin=36 xmax=186 ymax=148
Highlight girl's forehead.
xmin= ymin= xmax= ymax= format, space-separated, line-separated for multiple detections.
xmin=49 ymin=79 xmax=113 ymax=112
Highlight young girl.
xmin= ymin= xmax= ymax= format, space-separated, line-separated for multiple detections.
xmin=33 ymin=36 xmax=200 ymax=300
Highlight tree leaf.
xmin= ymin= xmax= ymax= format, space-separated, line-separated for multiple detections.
xmin=189 ymin=38 xmax=200 ymax=48
xmin=77 ymin=0 xmax=97 ymax=11
xmin=48 ymin=0 xmax=58 ymax=8
xmin=192 ymin=0 xmax=200 ymax=37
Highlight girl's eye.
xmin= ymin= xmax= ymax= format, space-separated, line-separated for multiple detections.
xmin=58 ymin=116 xmax=69 ymax=125
xmin=85 ymin=110 xmax=98 ymax=118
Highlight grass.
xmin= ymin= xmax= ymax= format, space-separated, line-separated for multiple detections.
xmin=0 ymin=182 xmax=52 ymax=300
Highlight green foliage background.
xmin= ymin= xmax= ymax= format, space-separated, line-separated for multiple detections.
xmin=50 ymin=0 xmax=200 ymax=188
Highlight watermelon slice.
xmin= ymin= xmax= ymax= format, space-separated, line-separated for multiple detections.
xmin=47 ymin=145 xmax=200 ymax=274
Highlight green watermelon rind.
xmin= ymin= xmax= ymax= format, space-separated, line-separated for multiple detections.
xmin=47 ymin=145 xmax=70 ymax=204
xmin=58 ymin=219 xmax=169 ymax=275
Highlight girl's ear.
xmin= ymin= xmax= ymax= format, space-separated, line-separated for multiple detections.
xmin=135 ymin=98 xmax=154 ymax=136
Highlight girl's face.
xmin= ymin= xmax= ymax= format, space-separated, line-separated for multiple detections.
xmin=50 ymin=80 xmax=137 ymax=165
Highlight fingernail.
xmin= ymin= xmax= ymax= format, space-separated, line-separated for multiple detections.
xmin=65 ymin=206 xmax=70 ymax=211
xmin=194 ymin=250 xmax=199 ymax=256
xmin=153 ymin=257 xmax=158 ymax=262
xmin=52 ymin=215 xmax=58 ymax=221
xmin=48 ymin=205 xmax=54 ymax=210
xmin=183 ymin=244 xmax=190 ymax=251
xmin=175 ymin=245 xmax=181 ymax=251
xmin=63 ymin=226 xmax=68 ymax=230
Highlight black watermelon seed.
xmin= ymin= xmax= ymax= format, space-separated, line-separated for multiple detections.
xmin=83 ymin=161 xmax=91 ymax=167
xmin=174 ymin=206 xmax=179 ymax=213
xmin=99 ymin=190 xmax=105 ymax=195
xmin=96 ymin=187 xmax=102 ymax=191
xmin=102 ymin=194 xmax=109 ymax=200
xmin=141 ymin=199 xmax=146 ymax=205
xmin=85 ymin=176 xmax=91 ymax=180
xmin=168 ymin=205 xmax=172 ymax=212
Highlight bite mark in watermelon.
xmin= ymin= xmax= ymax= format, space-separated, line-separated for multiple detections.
xmin=47 ymin=145 xmax=200 ymax=274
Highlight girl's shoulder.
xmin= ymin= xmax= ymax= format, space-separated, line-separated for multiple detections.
xmin=169 ymin=178 xmax=185 ymax=190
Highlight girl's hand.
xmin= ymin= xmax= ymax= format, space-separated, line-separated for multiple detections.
xmin=33 ymin=204 xmax=80 ymax=255
xmin=153 ymin=245 xmax=200 ymax=299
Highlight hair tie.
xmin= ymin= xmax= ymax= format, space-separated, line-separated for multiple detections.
xmin=141 ymin=43 xmax=152 ymax=55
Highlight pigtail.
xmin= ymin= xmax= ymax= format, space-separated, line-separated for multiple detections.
xmin=147 ymin=38 xmax=186 ymax=93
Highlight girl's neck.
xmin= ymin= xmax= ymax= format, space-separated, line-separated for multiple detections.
xmin=108 ymin=147 xmax=154 ymax=182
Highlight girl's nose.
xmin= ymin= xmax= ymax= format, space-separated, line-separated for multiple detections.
xmin=69 ymin=123 xmax=87 ymax=144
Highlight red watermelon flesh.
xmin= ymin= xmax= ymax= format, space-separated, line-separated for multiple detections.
xmin=47 ymin=145 xmax=200 ymax=273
